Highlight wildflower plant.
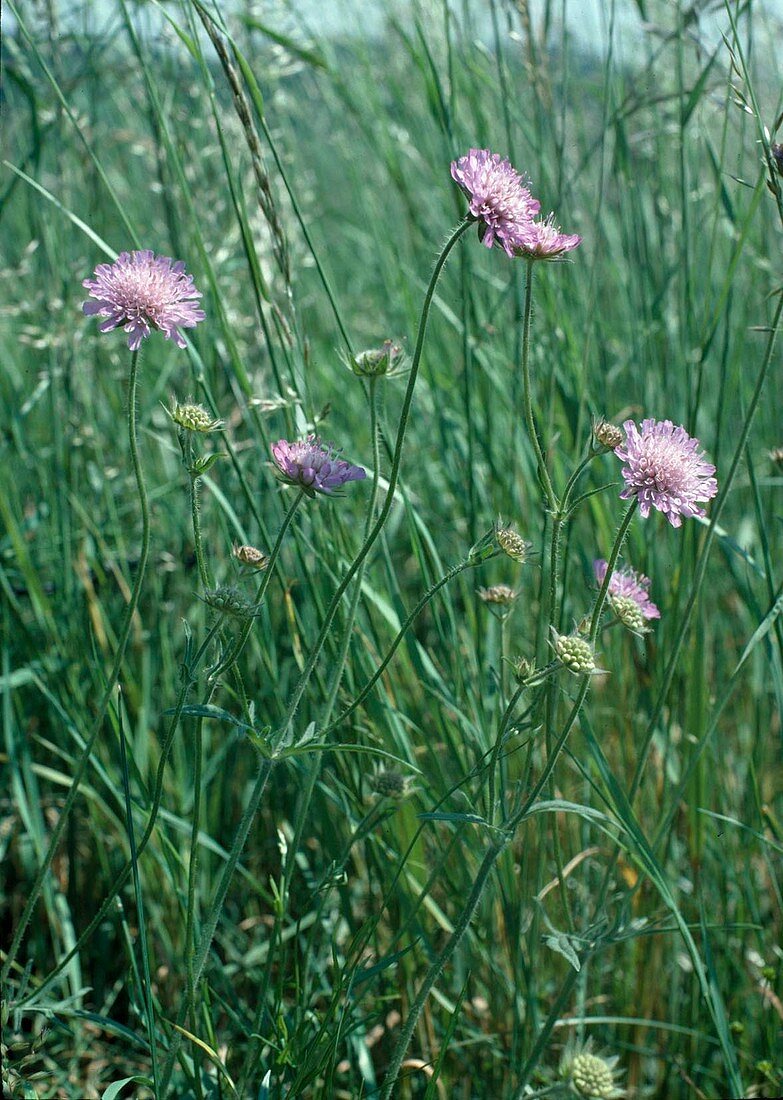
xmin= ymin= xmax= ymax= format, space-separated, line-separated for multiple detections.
xmin=10 ymin=17 xmax=779 ymax=1098
xmin=82 ymin=249 xmax=205 ymax=350
xmin=271 ymin=435 xmax=366 ymax=496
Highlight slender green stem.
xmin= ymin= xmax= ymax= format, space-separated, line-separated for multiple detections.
xmin=520 ymin=259 xmax=557 ymax=513
xmin=2 ymin=347 xmax=151 ymax=985
xmin=207 ymin=489 xmax=305 ymax=684
xmin=515 ymin=963 xmax=583 ymax=1092
xmin=487 ymin=686 xmax=525 ymax=826
xmin=160 ymin=757 xmax=274 ymax=1091
xmin=276 ymin=219 xmax=472 ymax=740
xmin=117 ymin=692 xmax=160 ymax=1095
xmin=322 ymin=558 xmax=478 ymax=739
xmin=182 ymin=431 xmax=211 ymax=590
xmin=508 ymin=501 xmax=637 ymax=830
xmin=236 ymin=383 xmax=386 ymax=1092
xmin=185 ymin=710 xmax=206 ymax=1038
xmin=18 ymin=617 xmax=225 ymax=1005
xmin=322 ymin=377 xmax=383 ymax=719
xmin=628 ymin=289 xmax=783 ymax=803
xmin=379 ymin=836 xmax=510 ymax=1100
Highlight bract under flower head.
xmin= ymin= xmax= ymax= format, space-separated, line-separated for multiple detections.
xmin=450 ymin=148 xmax=540 ymax=257
xmin=514 ymin=213 xmax=582 ymax=260
xmin=594 ymin=559 xmax=660 ymax=633
xmin=271 ymin=435 xmax=366 ymax=497
xmin=616 ymin=418 xmax=718 ymax=527
xmin=83 ymin=250 xmax=205 ymax=350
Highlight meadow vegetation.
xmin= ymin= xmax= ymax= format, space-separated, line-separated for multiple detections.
xmin=1 ymin=0 xmax=782 ymax=1096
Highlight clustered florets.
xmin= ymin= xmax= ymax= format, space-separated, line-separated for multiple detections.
xmin=478 ymin=584 xmax=519 ymax=606
xmin=451 ymin=148 xmax=581 ymax=260
xmin=616 ymin=418 xmax=718 ymax=527
xmin=203 ymin=585 xmax=257 ymax=620
xmin=593 ymin=418 xmax=624 ymax=451
xmin=495 ymin=522 xmax=531 ymax=564
xmin=560 ymin=1040 xmax=625 ymax=1099
xmin=551 ymin=630 xmax=598 ymax=676
xmin=369 ymin=766 xmax=414 ymax=801
xmin=83 ymin=250 xmax=205 ymax=350
xmin=169 ymin=399 xmax=223 ymax=434
xmin=594 ymin=559 xmax=660 ymax=634
xmin=271 ymin=436 xmax=366 ymax=497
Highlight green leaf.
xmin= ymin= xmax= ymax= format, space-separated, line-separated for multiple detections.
xmin=101 ymin=1078 xmax=154 ymax=1100
xmin=544 ymin=933 xmax=581 ymax=972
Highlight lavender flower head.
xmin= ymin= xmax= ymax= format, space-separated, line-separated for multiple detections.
xmin=82 ymin=250 xmax=205 ymax=350
xmin=514 ymin=213 xmax=582 ymax=260
xmin=271 ymin=435 xmax=366 ymax=497
xmin=450 ymin=149 xmax=540 ymax=257
xmin=616 ymin=418 xmax=717 ymax=527
xmin=594 ymin=559 xmax=660 ymax=632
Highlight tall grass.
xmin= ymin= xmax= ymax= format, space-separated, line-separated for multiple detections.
xmin=1 ymin=1 xmax=782 ymax=1096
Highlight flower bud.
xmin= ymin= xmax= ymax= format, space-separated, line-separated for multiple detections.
xmin=352 ymin=340 xmax=405 ymax=377
xmin=369 ymin=766 xmax=414 ymax=800
xmin=593 ymin=417 xmax=623 ymax=451
xmin=203 ymin=585 xmax=257 ymax=619
xmin=509 ymin=656 xmax=535 ymax=685
xmin=233 ymin=543 xmax=269 ymax=570
xmin=560 ymin=1040 xmax=624 ymax=1100
xmin=169 ymin=399 xmax=223 ymax=433
xmin=478 ymin=584 xmax=518 ymax=606
xmin=495 ymin=521 xmax=530 ymax=564
xmin=612 ymin=594 xmax=648 ymax=635
xmin=551 ymin=630 xmax=597 ymax=675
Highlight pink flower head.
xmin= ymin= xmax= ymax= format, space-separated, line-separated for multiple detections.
xmin=594 ymin=559 xmax=660 ymax=621
xmin=271 ymin=435 xmax=366 ymax=497
xmin=450 ymin=148 xmax=540 ymax=257
xmin=616 ymin=418 xmax=718 ymax=527
xmin=514 ymin=213 xmax=582 ymax=260
xmin=82 ymin=250 xmax=205 ymax=350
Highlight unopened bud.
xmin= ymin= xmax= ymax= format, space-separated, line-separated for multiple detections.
xmin=203 ymin=585 xmax=257 ymax=619
xmin=352 ymin=340 xmax=405 ymax=377
xmin=233 ymin=543 xmax=269 ymax=570
xmin=593 ymin=418 xmax=623 ymax=451
xmin=169 ymin=399 xmax=223 ymax=433
xmin=495 ymin=521 xmax=530 ymax=564
xmin=551 ymin=630 xmax=597 ymax=675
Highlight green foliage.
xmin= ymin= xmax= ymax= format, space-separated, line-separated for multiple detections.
xmin=2 ymin=1 xmax=783 ymax=1097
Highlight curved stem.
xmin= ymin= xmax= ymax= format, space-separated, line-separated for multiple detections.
xmin=17 ymin=616 xmax=225 ymax=1004
xmin=276 ymin=219 xmax=472 ymax=739
xmin=628 ymin=287 xmax=783 ymax=802
xmin=183 ymin=431 xmax=211 ymax=590
xmin=487 ymin=686 xmax=525 ymax=825
xmin=161 ymin=757 xmax=274 ymax=1091
xmin=379 ymin=836 xmax=509 ymax=1100
xmin=3 ymin=348 xmax=151 ymax=985
xmin=207 ymin=489 xmax=305 ymax=684
xmin=508 ymin=501 xmax=637 ymax=832
xmin=520 ymin=259 xmax=557 ymax=513
xmin=322 ymin=558 xmax=478 ymax=738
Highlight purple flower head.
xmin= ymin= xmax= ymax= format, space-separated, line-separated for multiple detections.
xmin=514 ymin=213 xmax=582 ymax=261
xmin=82 ymin=250 xmax=205 ymax=351
xmin=450 ymin=148 xmax=540 ymax=257
xmin=594 ymin=559 xmax=660 ymax=625
xmin=616 ymin=418 xmax=718 ymax=528
xmin=271 ymin=435 xmax=366 ymax=497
